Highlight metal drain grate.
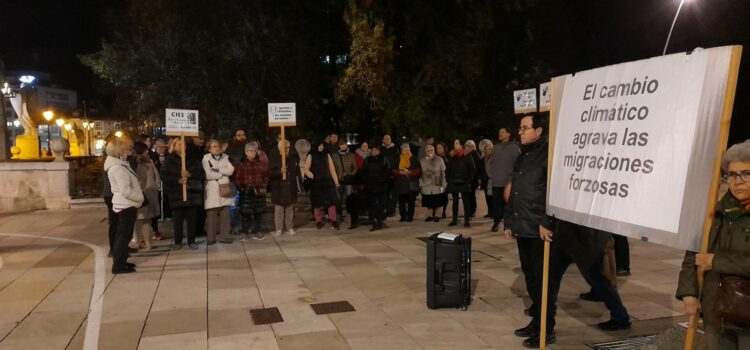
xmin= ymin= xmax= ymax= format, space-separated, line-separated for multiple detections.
xmin=588 ymin=335 xmax=658 ymax=349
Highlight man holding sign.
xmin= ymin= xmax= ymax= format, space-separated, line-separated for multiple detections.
xmin=503 ymin=114 xmax=556 ymax=348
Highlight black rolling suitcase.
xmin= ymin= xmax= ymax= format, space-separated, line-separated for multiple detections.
xmin=426 ymin=232 xmax=471 ymax=310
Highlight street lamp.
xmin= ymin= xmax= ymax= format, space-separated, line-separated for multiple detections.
xmin=115 ymin=131 xmax=123 ymax=138
xmin=1 ymin=82 xmax=16 ymax=98
xmin=43 ymin=111 xmax=54 ymax=156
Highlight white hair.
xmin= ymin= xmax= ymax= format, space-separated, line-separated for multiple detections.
xmin=723 ymin=140 xmax=750 ymax=171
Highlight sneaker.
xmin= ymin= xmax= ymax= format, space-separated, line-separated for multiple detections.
xmin=332 ymin=221 xmax=340 ymax=230
xmin=252 ymin=233 xmax=266 ymax=240
xmin=597 ymin=319 xmax=631 ymax=331
xmin=188 ymin=244 xmax=199 ymax=250
xmin=206 ymin=240 xmax=216 ymax=245
xmin=287 ymin=229 xmax=297 ymax=236
xmin=272 ymin=230 xmax=282 ymax=237
xmin=240 ymin=234 xmax=248 ymax=242
xmin=219 ymin=237 xmax=234 ymax=244
xmin=172 ymin=244 xmax=183 ymax=250
xmin=153 ymin=232 xmax=164 ymax=240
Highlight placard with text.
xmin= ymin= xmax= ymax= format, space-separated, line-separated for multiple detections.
xmin=548 ymin=46 xmax=740 ymax=251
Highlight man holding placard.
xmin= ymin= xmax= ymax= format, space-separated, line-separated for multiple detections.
xmin=503 ymin=114 xmax=556 ymax=348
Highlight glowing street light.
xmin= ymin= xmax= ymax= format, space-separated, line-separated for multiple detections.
xmin=115 ymin=131 xmax=123 ymax=138
xmin=43 ymin=110 xmax=54 ymax=121
xmin=64 ymin=123 xmax=72 ymax=131
xmin=55 ymin=118 xmax=64 ymax=127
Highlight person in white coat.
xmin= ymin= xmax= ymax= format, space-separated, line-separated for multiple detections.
xmin=203 ymin=139 xmax=235 ymax=245
xmin=104 ymin=138 xmax=144 ymax=274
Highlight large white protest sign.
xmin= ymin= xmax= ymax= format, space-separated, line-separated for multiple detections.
xmin=268 ymin=103 xmax=297 ymax=127
xmin=513 ymin=88 xmax=537 ymax=114
xmin=548 ymin=46 xmax=741 ymax=252
xmin=165 ymin=108 xmax=199 ymax=136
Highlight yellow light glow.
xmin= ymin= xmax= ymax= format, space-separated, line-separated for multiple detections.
xmin=95 ymin=139 xmax=105 ymax=149
xmin=89 ymin=122 xmax=95 ymax=128
xmin=43 ymin=111 xmax=54 ymax=121
xmin=115 ymin=131 xmax=123 ymax=138
xmin=55 ymin=118 xmax=64 ymax=127
xmin=82 ymin=121 xmax=89 ymax=128
xmin=64 ymin=123 xmax=72 ymax=131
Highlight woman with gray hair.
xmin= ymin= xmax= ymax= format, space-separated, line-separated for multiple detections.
xmin=478 ymin=139 xmax=494 ymax=219
xmin=677 ymin=140 xmax=750 ymax=349
xmin=202 ymin=139 xmax=235 ymax=245
xmin=420 ymin=144 xmax=446 ymax=222
xmin=104 ymin=138 xmax=143 ymax=274
xmin=233 ymin=143 xmax=269 ymax=240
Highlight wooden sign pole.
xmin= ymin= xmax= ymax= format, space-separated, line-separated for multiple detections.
xmin=683 ymin=45 xmax=742 ymax=350
xmin=539 ymin=76 xmax=562 ymax=350
xmin=281 ymin=125 xmax=287 ymax=180
xmin=181 ymin=132 xmax=187 ymax=202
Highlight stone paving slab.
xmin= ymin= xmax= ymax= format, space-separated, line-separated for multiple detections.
xmin=0 ymin=204 xmax=692 ymax=349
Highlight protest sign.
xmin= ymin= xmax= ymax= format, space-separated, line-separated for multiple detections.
xmin=513 ymin=88 xmax=537 ymax=114
xmin=165 ymin=108 xmax=200 ymax=201
xmin=268 ymin=103 xmax=297 ymax=179
xmin=547 ymin=46 xmax=741 ymax=252
xmin=539 ymin=82 xmax=551 ymax=112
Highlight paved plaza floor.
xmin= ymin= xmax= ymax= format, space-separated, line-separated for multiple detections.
xmin=0 ymin=207 xmax=689 ymax=349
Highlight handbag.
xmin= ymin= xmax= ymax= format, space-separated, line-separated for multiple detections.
xmin=715 ymin=275 xmax=750 ymax=327
xmin=219 ymin=183 xmax=233 ymax=198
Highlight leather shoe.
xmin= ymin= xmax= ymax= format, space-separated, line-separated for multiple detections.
xmin=126 ymin=262 xmax=137 ymax=269
xmin=514 ymin=323 xmax=536 ymax=338
xmin=579 ymin=291 xmax=603 ymax=302
xmin=448 ymin=221 xmax=458 ymax=227
xmin=522 ymin=333 xmax=556 ymax=348
xmin=112 ymin=265 xmax=136 ymax=274
xmin=597 ymin=319 xmax=631 ymax=331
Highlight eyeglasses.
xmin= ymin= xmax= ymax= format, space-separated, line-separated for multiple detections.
xmin=724 ymin=170 xmax=750 ymax=183
xmin=519 ymin=126 xmax=536 ymax=134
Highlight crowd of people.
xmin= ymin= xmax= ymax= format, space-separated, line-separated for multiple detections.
xmin=100 ymin=115 xmax=749 ymax=349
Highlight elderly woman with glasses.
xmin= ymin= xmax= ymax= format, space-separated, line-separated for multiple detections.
xmin=677 ymin=140 xmax=750 ymax=349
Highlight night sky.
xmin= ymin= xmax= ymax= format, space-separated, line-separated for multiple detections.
xmin=1 ymin=1 xmax=748 ymax=141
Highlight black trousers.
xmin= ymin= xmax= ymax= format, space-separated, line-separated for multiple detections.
xmin=451 ymin=192 xmax=471 ymax=223
xmin=398 ymin=192 xmax=417 ymax=220
xmin=613 ymin=234 xmax=630 ymax=271
xmin=465 ymin=190 xmax=477 ymax=216
xmin=104 ymin=196 xmax=117 ymax=254
xmin=113 ymin=207 xmax=137 ymax=271
xmin=491 ymin=187 xmax=506 ymax=225
xmin=369 ymin=191 xmax=388 ymax=222
xmin=346 ymin=192 xmax=361 ymax=225
xmin=241 ymin=211 xmax=263 ymax=233
xmin=173 ymin=206 xmax=198 ymax=244
xmin=516 ymin=236 xmax=545 ymax=329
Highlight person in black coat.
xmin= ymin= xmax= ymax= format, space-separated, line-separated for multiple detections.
xmin=445 ymin=140 xmax=476 ymax=227
xmin=268 ymin=140 xmax=303 ymax=235
xmin=464 ymin=140 xmax=482 ymax=217
xmin=502 ymin=114 xmax=556 ymax=348
xmin=360 ymin=145 xmax=391 ymax=231
xmin=160 ymin=138 xmax=206 ymax=250
xmin=392 ymin=143 xmax=422 ymax=222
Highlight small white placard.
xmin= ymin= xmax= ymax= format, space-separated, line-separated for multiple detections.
xmin=539 ymin=82 xmax=551 ymax=112
xmin=268 ymin=103 xmax=297 ymax=127
xmin=165 ymin=108 xmax=199 ymax=136
xmin=513 ymin=88 xmax=538 ymax=114
xmin=437 ymin=232 xmax=459 ymax=241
